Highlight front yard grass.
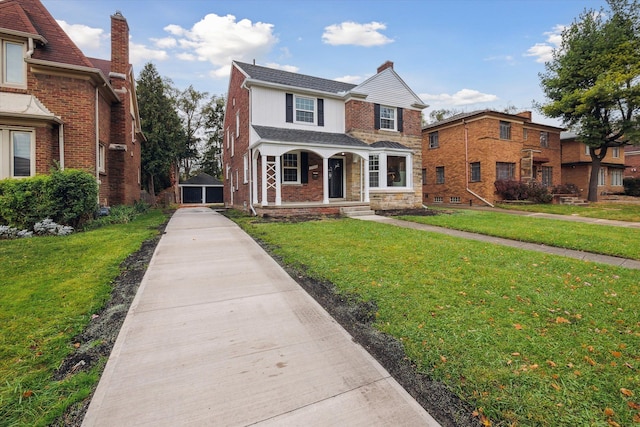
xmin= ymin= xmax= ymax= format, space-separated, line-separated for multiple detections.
xmin=236 ymin=216 xmax=640 ymax=427
xmin=0 ymin=209 xmax=167 ymax=427
xmin=397 ymin=209 xmax=640 ymax=260
xmin=496 ymin=202 xmax=640 ymax=222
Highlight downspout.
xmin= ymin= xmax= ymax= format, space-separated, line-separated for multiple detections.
xmin=243 ymin=80 xmax=257 ymax=216
xmin=464 ymin=120 xmax=494 ymax=207
xmin=26 ymin=38 xmax=34 ymax=58
xmin=58 ymin=123 xmax=64 ymax=169
xmin=95 ymin=87 xmax=100 ymax=205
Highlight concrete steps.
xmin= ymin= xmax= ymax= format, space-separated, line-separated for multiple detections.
xmin=559 ymin=196 xmax=589 ymax=206
xmin=340 ymin=205 xmax=376 ymax=217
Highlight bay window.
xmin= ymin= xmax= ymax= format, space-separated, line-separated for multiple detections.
xmin=369 ymin=152 xmax=410 ymax=188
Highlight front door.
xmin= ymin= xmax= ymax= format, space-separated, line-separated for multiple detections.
xmin=328 ymin=157 xmax=344 ymax=198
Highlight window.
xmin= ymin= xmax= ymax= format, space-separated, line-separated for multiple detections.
xmin=1 ymin=129 xmax=34 ymax=178
xmin=369 ymin=155 xmax=379 ymax=188
xmin=243 ymin=154 xmax=248 ymax=184
xmin=542 ymin=166 xmax=553 ymax=186
xmin=230 ymin=134 xmax=234 ymax=157
xmin=428 ymin=131 xmax=439 ymax=149
xmin=380 ymin=106 xmax=396 ymax=130
xmin=611 ymin=169 xmax=623 ymax=186
xmin=500 ymin=121 xmax=511 ymax=140
xmin=226 ymin=128 xmax=229 ymax=149
xmin=523 ymin=128 xmax=528 ymax=140
xmin=282 ymin=152 xmax=299 ymax=183
xmin=540 ymin=131 xmax=548 ymax=148
xmin=436 ymin=166 xmax=445 ymax=184
xmin=450 ymin=196 xmax=461 ymax=203
xmin=612 ymin=147 xmax=620 ymax=158
xmin=235 ymin=111 xmax=240 ymax=137
xmin=496 ymin=162 xmax=515 ymax=180
xmin=98 ymin=144 xmax=106 ymax=173
xmin=3 ymin=40 xmax=26 ymax=86
xmin=470 ymin=162 xmax=481 ymax=182
xmin=421 ymin=168 xmax=426 ymax=184
xmin=387 ymin=155 xmax=407 ymax=186
xmin=598 ymin=167 xmax=606 ymax=186
xmin=434 ymin=196 xmax=443 ymax=203
xmin=295 ymin=96 xmax=314 ymax=123
xmin=585 ymin=144 xmax=590 ymax=155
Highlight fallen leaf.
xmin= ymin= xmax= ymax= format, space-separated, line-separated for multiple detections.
xmin=611 ymin=351 xmax=622 ymax=358
xmin=440 ymin=355 xmax=447 ymax=363
xmin=556 ymin=316 xmax=571 ymax=324
xmin=621 ymin=388 xmax=634 ymax=397
xmin=73 ymin=343 xmax=80 ymax=348
xmin=632 ymin=413 xmax=640 ymax=423
xmin=514 ymin=324 xmax=523 ymax=330
xmin=628 ymin=401 xmax=640 ymax=410
xmin=604 ymin=407 xmax=615 ymax=417
xmin=551 ymin=383 xmax=561 ymax=391
xmin=22 ymin=390 xmax=33 ymax=398
xmin=607 ymin=420 xmax=620 ymax=427
xmin=547 ymin=360 xmax=557 ymax=367
xmin=585 ymin=356 xmax=597 ymax=366
xmin=574 ymin=370 xmax=582 ymax=376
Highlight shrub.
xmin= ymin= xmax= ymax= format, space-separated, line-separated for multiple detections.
xmin=494 ymin=180 xmax=552 ymax=203
xmin=49 ymin=168 xmax=98 ymax=228
xmin=0 ymin=175 xmax=51 ymax=229
xmin=623 ymin=177 xmax=640 ymax=196
xmin=551 ymin=183 xmax=579 ymax=195
xmin=526 ymin=181 xmax=553 ymax=203
xmin=33 ymin=218 xmax=74 ymax=236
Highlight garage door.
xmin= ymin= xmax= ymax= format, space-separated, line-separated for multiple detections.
xmin=206 ymin=187 xmax=223 ymax=203
xmin=182 ymin=186 xmax=203 ymax=203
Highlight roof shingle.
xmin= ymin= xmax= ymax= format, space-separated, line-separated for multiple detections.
xmin=253 ymin=125 xmax=369 ymax=148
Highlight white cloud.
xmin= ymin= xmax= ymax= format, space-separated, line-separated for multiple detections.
xmin=152 ymin=37 xmax=177 ymax=49
xmin=420 ymin=89 xmax=498 ymax=106
xmin=165 ymin=13 xmax=278 ymax=79
xmin=130 ymin=42 xmax=168 ymax=64
xmin=177 ymin=52 xmax=197 ymax=61
xmin=57 ymin=19 xmax=104 ymax=51
xmin=264 ymin=63 xmax=299 ymax=73
xmin=322 ymin=21 xmax=393 ymax=47
xmin=334 ymin=75 xmax=363 ymax=84
xmin=525 ymin=24 xmax=565 ymax=63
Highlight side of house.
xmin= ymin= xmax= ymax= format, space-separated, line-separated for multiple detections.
xmin=561 ymin=133 xmax=626 ymax=198
xmin=222 ymin=60 xmax=427 ymax=215
xmin=624 ymin=144 xmax=640 ymax=179
xmin=0 ymin=0 xmax=142 ymax=206
xmin=422 ymin=110 xmax=563 ymax=205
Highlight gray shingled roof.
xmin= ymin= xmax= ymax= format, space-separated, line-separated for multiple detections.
xmin=253 ymin=125 xmax=369 ymax=148
xmin=180 ymin=172 xmax=222 ymax=186
xmin=371 ymin=140 xmax=411 ymax=150
xmin=235 ymin=61 xmax=357 ymax=94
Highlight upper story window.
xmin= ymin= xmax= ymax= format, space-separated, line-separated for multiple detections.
xmin=428 ymin=131 xmax=439 ymax=149
xmin=295 ymin=96 xmax=314 ymax=123
xmin=540 ymin=131 xmax=549 ymax=148
xmin=2 ymin=39 xmax=26 ymax=87
xmin=612 ymin=147 xmax=620 ymax=158
xmin=380 ymin=106 xmax=396 ymax=130
xmin=585 ymin=144 xmax=591 ymax=155
xmin=499 ymin=121 xmax=511 ymax=140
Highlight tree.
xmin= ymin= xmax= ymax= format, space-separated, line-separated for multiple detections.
xmin=137 ymin=63 xmax=184 ymax=197
xmin=200 ymin=95 xmax=225 ymax=178
xmin=175 ymin=85 xmax=209 ymax=178
xmin=427 ymin=108 xmax=463 ymax=124
xmin=539 ymin=0 xmax=640 ymax=201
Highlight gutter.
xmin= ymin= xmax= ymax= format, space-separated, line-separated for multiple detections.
xmin=463 ymin=120 xmax=494 ymax=207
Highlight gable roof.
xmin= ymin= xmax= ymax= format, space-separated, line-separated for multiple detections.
xmin=180 ymin=172 xmax=223 ymax=186
xmin=423 ymin=109 xmax=564 ymax=131
xmin=234 ymin=61 xmax=357 ymax=95
xmin=253 ymin=125 xmax=369 ymax=148
xmin=0 ymin=0 xmax=45 ymax=42
xmin=353 ymin=67 xmax=427 ymax=110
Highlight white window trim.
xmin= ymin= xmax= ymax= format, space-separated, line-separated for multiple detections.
xmin=612 ymin=147 xmax=620 ymax=158
xmin=379 ymin=105 xmax=397 ymax=131
xmin=230 ymin=134 xmax=234 ymax=157
xmin=1 ymin=128 xmax=35 ymax=179
xmin=243 ymin=153 xmax=248 ymax=184
xmin=294 ymin=95 xmax=315 ymax=125
xmin=611 ymin=169 xmax=623 ymax=186
xmin=98 ymin=143 xmax=106 ymax=173
xmin=598 ymin=167 xmax=606 ymax=186
xmin=2 ymin=39 xmax=27 ymax=88
xmin=368 ymin=151 xmax=412 ymax=190
xmin=235 ymin=111 xmax=240 ymax=137
xmin=369 ymin=154 xmax=380 ymax=188
xmin=282 ymin=151 xmax=301 ymax=184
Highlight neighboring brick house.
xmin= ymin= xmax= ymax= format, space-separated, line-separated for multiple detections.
xmin=561 ymin=132 xmax=626 ymax=197
xmin=422 ymin=110 xmax=563 ymax=206
xmin=0 ymin=0 xmax=143 ymax=206
xmin=222 ymin=60 xmax=427 ymax=215
xmin=625 ymin=144 xmax=640 ymax=179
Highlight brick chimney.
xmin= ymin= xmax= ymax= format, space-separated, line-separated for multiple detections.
xmin=377 ymin=60 xmax=394 ymax=74
xmin=110 ymin=11 xmax=129 ymax=76
xmin=516 ymin=111 xmax=532 ymax=121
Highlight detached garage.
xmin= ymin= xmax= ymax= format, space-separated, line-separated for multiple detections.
xmin=179 ymin=173 xmax=223 ymax=204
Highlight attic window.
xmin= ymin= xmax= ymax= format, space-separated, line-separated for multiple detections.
xmin=2 ymin=40 xmax=26 ymax=87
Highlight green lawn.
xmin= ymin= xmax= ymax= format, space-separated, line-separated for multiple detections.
xmin=496 ymin=202 xmax=640 ymax=222
xmin=234 ymin=215 xmax=640 ymax=427
xmin=397 ymin=209 xmax=640 ymax=260
xmin=0 ymin=210 xmax=167 ymax=427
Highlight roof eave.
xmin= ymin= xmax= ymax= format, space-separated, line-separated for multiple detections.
xmin=0 ymin=28 xmax=47 ymax=44
xmin=243 ymin=78 xmax=347 ymax=100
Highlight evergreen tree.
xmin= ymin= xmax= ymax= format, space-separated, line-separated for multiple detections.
xmin=200 ymin=95 xmax=226 ymax=178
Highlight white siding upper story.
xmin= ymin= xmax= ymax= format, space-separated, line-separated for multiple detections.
xmin=353 ymin=68 xmax=424 ymax=110
xmin=250 ymin=86 xmax=345 ymax=133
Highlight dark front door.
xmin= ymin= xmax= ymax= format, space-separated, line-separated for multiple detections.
xmin=328 ymin=158 xmax=344 ymax=198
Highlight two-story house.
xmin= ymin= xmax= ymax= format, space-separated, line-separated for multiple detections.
xmin=0 ymin=0 xmax=142 ymax=206
xmin=222 ymin=60 xmax=427 ymax=216
xmin=561 ymin=132 xmax=626 ymax=198
xmin=422 ymin=110 xmax=563 ymax=206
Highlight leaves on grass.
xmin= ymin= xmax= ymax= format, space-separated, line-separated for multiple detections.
xmin=604 ymin=407 xmax=615 ymax=417
xmin=621 ymin=388 xmax=634 ymax=397
xmin=513 ymin=323 xmax=523 ymax=330
xmin=555 ymin=316 xmax=571 ymax=324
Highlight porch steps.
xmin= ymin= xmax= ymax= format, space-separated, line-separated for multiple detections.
xmin=559 ymin=196 xmax=589 ymax=206
xmin=340 ymin=206 xmax=376 ymax=217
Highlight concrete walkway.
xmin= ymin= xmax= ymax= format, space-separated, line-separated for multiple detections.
xmin=354 ymin=214 xmax=640 ymax=270
xmin=82 ymin=208 xmax=439 ymax=426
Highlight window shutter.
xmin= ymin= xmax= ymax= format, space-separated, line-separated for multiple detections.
xmin=286 ymin=93 xmax=293 ymax=123
xmin=397 ymin=107 xmax=403 ymax=132
xmin=317 ymin=98 xmax=324 ymax=127
xmin=374 ymin=103 xmax=380 ymax=130
xmin=301 ymin=152 xmax=309 ymax=183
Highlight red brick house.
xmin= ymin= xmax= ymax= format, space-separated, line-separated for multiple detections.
xmin=222 ymin=60 xmax=427 ymax=216
xmin=561 ymin=132 xmax=626 ymax=197
xmin=0 ymin=0 xmax=142 ymax=206
xmin=422 ymin=110 xmax=563 ymax=206
xmin=625 ymin=144 xmax=640 ymax=179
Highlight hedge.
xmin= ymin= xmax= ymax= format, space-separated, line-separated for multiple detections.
xmin=623 ymin=177 xmax=640 ymax=197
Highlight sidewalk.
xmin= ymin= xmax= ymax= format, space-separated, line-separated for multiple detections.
xmin=82 ymin=208 xmax=439 ymax=426
xmin=354 ymin=214 xmax=640 ymax=270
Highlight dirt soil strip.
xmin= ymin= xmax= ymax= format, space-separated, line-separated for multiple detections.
xmin=54 ymin=211 xmax=480 ymax=427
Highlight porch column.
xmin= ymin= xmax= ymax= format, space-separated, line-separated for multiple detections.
xmin=322 ymin=157 xmax=329 ymax=204
xmin=275 ymin=155 xmax=282 ymax=206
xmin=363 ymin=157 xmax=370 ymax=203
xmin=261 ymin=155 xmax=268 ymax=206
xmin=252 ymin=154 xmax=258 ymax=204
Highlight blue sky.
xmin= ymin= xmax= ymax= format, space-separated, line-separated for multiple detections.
xmin=42 ymin=0 xmax=608 ymax=126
